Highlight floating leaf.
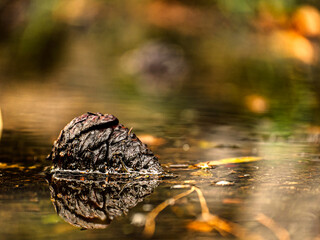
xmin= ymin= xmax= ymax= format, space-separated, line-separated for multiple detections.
xmin=193 ymin=156 xmax=262 ymax=169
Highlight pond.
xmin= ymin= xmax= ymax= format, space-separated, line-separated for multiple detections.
xmin=1 ymin=75 xmax=320 ymax=240
xmin=2 ymin=1 xmax=320 ymax=240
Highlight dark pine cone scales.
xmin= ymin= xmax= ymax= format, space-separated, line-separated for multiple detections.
xmin=48 ymin=112 xmax=163 ymax=174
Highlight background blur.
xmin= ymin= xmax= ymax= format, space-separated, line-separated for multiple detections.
xmin=3 ymin=1 xmax=320 ymax=240
xmin=2 ymin=0 xmax=320 ymax=141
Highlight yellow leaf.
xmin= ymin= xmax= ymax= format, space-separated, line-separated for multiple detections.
xmin=194 ymin=156 xmax=262 ymax=168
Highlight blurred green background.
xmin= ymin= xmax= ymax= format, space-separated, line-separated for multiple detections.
xmin=1 ymin=0 xmax=320 ymax=139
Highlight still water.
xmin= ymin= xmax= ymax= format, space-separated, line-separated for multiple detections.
xmin=1 ymin=74 xmax=320 ymax=240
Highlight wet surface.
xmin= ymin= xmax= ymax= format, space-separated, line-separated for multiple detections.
xmin=1 ymin=103 xmax=320 ymax=240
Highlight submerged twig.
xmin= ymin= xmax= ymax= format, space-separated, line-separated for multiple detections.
xmin=256 ymin=213 xmax=290 ymax=240
xmin=143 ymin=185 xmax=263 ymax=240
xmin=143 ymin=186 xmax=195 ymax=237
xmin=192 ymin=187 xmax=263 ymax=239
xmin=193 ymin=186 xmax=210 ymax=216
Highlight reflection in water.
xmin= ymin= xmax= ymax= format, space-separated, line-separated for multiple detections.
xmin=47 ymin=173 xmax=159 ymax=229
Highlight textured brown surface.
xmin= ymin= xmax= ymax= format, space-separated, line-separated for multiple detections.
xmin=48 ymin=112 xmax=163 ymax=174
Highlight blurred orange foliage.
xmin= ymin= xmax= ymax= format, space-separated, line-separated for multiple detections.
xmin=54 ymin=0 xmax=100 ymax=25
xmin=245 ymin=94 xmax=269 ymax=114
xmin=254 ymin=4 xmax=319 ymax=64
xmin=146 ymin=1 xmax=204 ymax=34
xmin=292 ymin=5 xmax=320 ymax=37
xmin=270 ymin=30 xmax=315 ymax=64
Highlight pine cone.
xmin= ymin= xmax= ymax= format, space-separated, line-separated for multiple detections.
xmin=48 ymin=112 xmax=163 ymax=174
